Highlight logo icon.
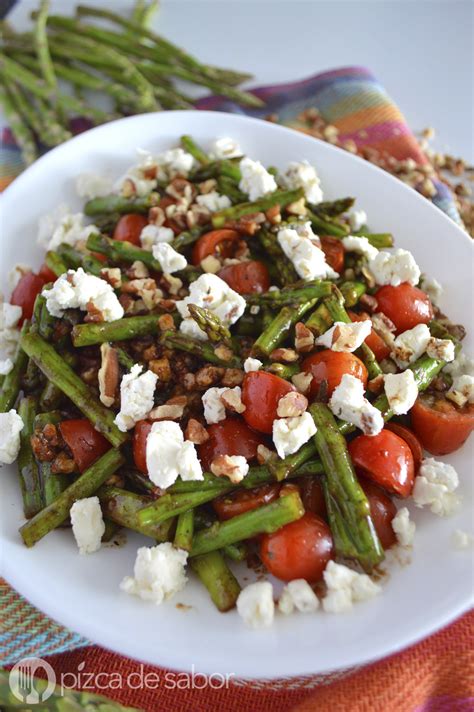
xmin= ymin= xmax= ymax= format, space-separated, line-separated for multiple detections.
xmin=9 ymin=657 xmax=56 ymax=704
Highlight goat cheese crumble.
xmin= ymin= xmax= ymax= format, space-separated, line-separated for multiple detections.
xmin=277 ymin=222 xmax=339 ymax=281
xmin=0 ymin=301 xmax=22 ymax=372
xmin=426 ymin=337 xmax=455 ymax=363
xmin=140 ymin=224 xmax=174 ymax=250
xmin=272 ymin=411 xmax=317 ymax=459
xmin=210 ymin=137 xmax=243 ymax=160
xmin=368 ymin=248 xmax=421 ymax=287
xmin=146 ymin=420 xmax=203 ymax=488
xmin=322 ymin=561 xmax=381 ymax=613
xmin=420 ymin=274 xmax=443 ymax=304
xmin=120 ymin=543 xmax=188 ymax=604
xmin=383 ymin=370 xmax=418 ymax=415
xmin=391 ymin=323 xmax=431 ymax=368
xmin=196 ymin=191 xmax=232 ymax=212
xmin=76 ymin=173 xmax=113 ymax=200
xmin=152 ymin=242 xmax=187 ymax=274
xmin=43 ymin=268 xmax=124 ymax=322
xmin=342 ymin=235 xmax=378 ymax=261
xmin=70 ymin=497 xmax=105 ymax=555
xmin=177 ymin=274 xmax=246 ymax=340
xmin=38 ymin=206 xmax=98 ymax=252
xmin=239 ymin=157 xmax=277 ymax=201
xmin=114 ymin=364 xmax=158 ymax=432
xmin=392 ymin=507 xmax=416 ymax=547
xmin=347 ymin=208 xmax=367 ymax=232
xmin=412 ymin=458 xmax=460 ymax=516
xmin=329 ymin=374 xmax=383 ymax=436
xmin=315 ymin=320 xmax=372 ymax=353
xmin=0 ymin=409 xmax=24 ymax=464
xmin=236 ymin=581 xmax=275 ymax=629
xmin=280 ymin=160 xmax=323 ymax=205
xmin=447 ymin=374 xmax=474 ymax=408
xmin=278 ymin=579 xmax=319 ymax=615
xmin=244 ymin=357 xmax=263 ymax=373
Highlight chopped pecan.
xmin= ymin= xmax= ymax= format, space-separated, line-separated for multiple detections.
xmin=210 ymin=454 xmax=247 ymax=484
xmin=221 ymin=368 xmax=244 ymax=387
xmin=98 ymin=343 xmax=119 ymax=407
xmin=294 ymin=322 xmax=315 ymax=353
xmin=158 ymin=313 xmax=176 ymax=332
xmin=224 ymin=212 xmax=266 ymax=236
xmin=276 ymin=391 xmax=308 ymax=417
xmin=165 ymin=177 xmax=196 ymax=204
xmin=84 ymin=300 xmax=105 ymax=323
xmin=148 ymin=205 xmax=166 ymax=226
xmin=105 ymin=473 xmax=125 ymax=487
xmin=51 ymin=452 xmax=76 ymax=474
xmin=195 ymin=365 xmax=225 ymax=389
xmin=214 ymin=345 xmax=234 ymax=362
xmin=100 ymin=267 xmax=122 ymax=289
xmin=183 ymin=373 xmax=196 ymax=391
xmin=359 ymin=294 xmax=378 ymax=313
xmin=199 ymin=179 xmax=217 ymax=194
xmin=265 ymin=204 xmax=281 ymax=224
xmin=367 ymin=374 xmax=384 ymax=395
xmin=119 ymin=293 xmax=136 ymax=314
xmin=221 ymin=388 xmax=246 ymax=414
xmin=161 ymin=273 xmax=183 ymax=297
xmin=185 ymin=418 xmax=209 ymax=444
xmin=291 ymin=371 xmax=313 ymax=395
xmin=149 ymin=403 xmax=185 ymax=421
xmin=142 ymin=344 xmax=160 ymax=361
xmin=148 ymin=358 xmax=172 ymax=381
xmin=269 ymin=347 xmax=299 ymax=363
xmin=126 ymin=261 xmax=149 ymax=280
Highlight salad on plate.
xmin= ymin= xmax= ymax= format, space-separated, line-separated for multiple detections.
xmin=1 ymin=134 xmax=472 ymax=629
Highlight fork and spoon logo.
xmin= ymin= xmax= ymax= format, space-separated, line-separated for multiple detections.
xmin=9 ymin=657 xmax=56 ymax=704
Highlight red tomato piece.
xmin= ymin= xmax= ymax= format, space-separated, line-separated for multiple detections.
xmin=297 ymin=475 xmax=327 ymax=518
xmin=38 ymin=264 xmax=58 ymax=284
xmin=192 ymin=229 xmax=240 ymax=265
xmin=218 ymin=260 xmax=270 ymax=295
xmin=302 ymin=350 xmax=368 ymax=399
xmin=59 ymin=419 xmax=110 ymax=473
xmin=132 ymin=420 xmax=152 ymax=474
xmin=198 ymin=416 xmax=267 ymax=471
xmin=348 ymin=310 xmax=391 ymax=361
xmin=10 ymin=272 xmax=47 ymax=323
xmin=260 ymin=512 xmax=334 ymax=583
xmin=113 ymin=214 xmax=148 ymax=246
xmin=375 ymin=283 xmax=433 ymax=334
xmin=410 ymin=394 xmax=474 ymax=455
xmin=349 ymin=429 xmax=415 ymax=498
xmin=385 ymin=422 xmax=424 ymax=472
xmin=360 ymin=478 xmax=397 ymax=550
xmin=241 ymin=371 xmax=296 ymax=434
xmin=320 ymin=235 xmax=344 ymax=274
xmin=213 ymin=483 xmax=280 ymax=521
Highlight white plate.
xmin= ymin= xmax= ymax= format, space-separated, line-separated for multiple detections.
xmin=1 ymin=111 xmax=473 ymax=679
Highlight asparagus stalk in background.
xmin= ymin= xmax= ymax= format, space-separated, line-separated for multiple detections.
xmin=34 ymin=0 xmax=57 ymax=91
xmin=72 ymin=315 xmax=161 ymax=347
xmin=17 ymin=396 xmax=42 ymax=518
xmin=160 ymin=330 xmax=242 ymax=369
xmin=191 ymin=550 xmax=241 ymax=612
xmin=0 ymin=84 xmax=37 ymax=164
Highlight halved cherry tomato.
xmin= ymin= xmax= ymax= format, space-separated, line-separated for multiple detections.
xmin=38 ymin=264 xmax=57 ymax=283
xmin=198 ymin=416 xmax=267 ymax=471
xmin=10 ymin=272 xmax=47 ymax=323
xmin=360 ymin=478 xmax=397 ymax=550
xmin=213 ymin=483 xmax=280 ymax=521
xmin=375 ymin=283 xmax=433 ymax=334
xmin=410 ymin=393 xmax=474 ymax=455
xmin=302 ymin=350 xmax=368 ymax=399
xmin=297 ymin=475 xmax=327 ymax=518
xmin=218 ymin=260 xmax=270 ymax=295
xmin=348 ymin=310 xmax=391 ymax=361
xmin=385 ymin=422 xmax=423 ymax=471
xmin=241 ymin=371 xmax=295 ymax=434
xmin=192 ymin=229 xmax=240 ymax=266
xmin=349 ymin=429 xmax=415 ymax=498
xmin=320 ymin=235 xmax=344 ymax=274
xmin=113 ymin=214 xmax=148 ymax=246
xmin=59 ymin=419 xmax=110 ymax=473
xmin=260 ymin=512 xmax=334 ymax=583
xmin=132 ymin=420 xmax=152 ymax=474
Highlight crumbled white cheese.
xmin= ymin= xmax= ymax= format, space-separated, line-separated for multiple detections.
xmin=420 ymin=274 xmax=442 ymax=305
xmin=177 ymin=274 xmax=246 ymax=340
xmin=447 ymin=374 xmax=474 ymax=408
xmin=200 ymin=255 xmax=222 ymax=274
xmin=278 ymin=579 xmax=319 ymax=615
xmin=244 ymin=357 xmax=263 ymax=373
xmin=391 ymin=324 xmax=431 ymax=368
xmin=277 ymin=222 xmax=338 ymax=281
xmin=443 ymin=352 xmax=474 ymax=379
xmin=322 ymin=561 xmax=381 ymax=613
xmin=196 ymin=191 xmax=231 ymax=212
xmin=43 ymin=268 xmax=124 ymax=322
xmin=413 ymin=458 xmax=460 ymax=516
xmin=70 ymin=496 xmax=105 ymax=555
xmin=452 ymin=529 xmax=473 ymax=550
xmin=0 ymin=302 xmax=22 ymax=330
xmin=0 ymin=409 xmax=24 ymax=464
xmin=342 ymin=235 xmax=378 ymax=261
xmin=347 ymin=208 xmax=367 ymax=232
xmin=383 ymin=370 xmax=418 ymax=415
xmin=152 ymin=242 xmax=187 ymax=274
xmin=114 ymin=364 xmax=157 ymax=432
xmin=37 ymin=207 xmax=98 ymax=252
xmin=146 ymin=420 xmax=203 ymax=488
xmin=0 ymin=358 xmax=13 ymax=376
xmin=368 ymin=248 xmax=421 ymax=287
xmin=315 ymin=320 xmax=372 ymax=353
xmin=391 ymin=507 xmax=416 ymax=546
xmin=280 ymin=160 xmax=323 ymax=205
xmin=426 ymin=337 xmax=455 ymax=363
xmin=238 ymin=157 xmax=277 ymax=201
xmin=120 ymin=543 xmax=188 ymax=604
xmin=0 ymin=301 xmax=22 ymax=369
xmin=140 ymin=224 xmax=174 ymax=250
xmin=329 ymin=374 xmax=383 ymax=436
xmin=158 ymin=148 xmax=195 ymax=177
xmin=76 ymin=173 xmax=113 ymax=200
xmin=236 ymin=581 xmax=275 ymax=629
xmin=210 ymin=137 xmax=243 ymax=160
xmin=202 ymin=387 xmax=227 ymax=425
xmin=272 ymin=411 xmax=317 ymax=459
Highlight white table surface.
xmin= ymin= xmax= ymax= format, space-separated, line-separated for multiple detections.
xmin=4 ymin=0 xmax=473 ymax=160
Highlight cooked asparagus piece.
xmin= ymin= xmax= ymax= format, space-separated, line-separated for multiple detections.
xmin=174 ymin=509 xmax=194 ymax=551
xmin=191 ymin=551 xmax=241 ymax=612
xmin=187 ymin=304 xmax=233 ymax=346
xmin=160 ymin=330 xmax=242 ymax=369
xmin=72 ymin=315 xmax=161 ymax=347
xmin=86 ymin=233 xmax=162 ymax=271
xmin=252 ymin=300 xmax=317 ymax=357
xmin=33 ymin=410 xmax=69 ymax=506
xmin=99 ymin=486 xmax=174 ymax=541
xmin=84 ymin=193 xmax=159 ymax=216
xmin=212 ymin=188 xmax=304 ymax=228
xmin=246 ymin=281 xmax=333 ymax=307
xmin=17 ymin=396 xmax=42 ymax=519
xmin=180 ymin=135 xmax=209 ymax=164
xmin=0 ymin=321 xmax=29 ymax=413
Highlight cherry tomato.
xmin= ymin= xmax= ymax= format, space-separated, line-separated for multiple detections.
xmin=348 ymin=310 xmax=391 ymax=361
xmin=10 ymin=272 xmax=47 ymax=323
xmin=198 ymin=416 xmax=267 ymax=471
xmin=385 ymin=422 xmax=423 ymax=471
xmin=38 ymin=264 xmax=57 ymax=283
xmin=260 ymin=512 xmax=334 ymax=583
xmin=113 ymin=214 xmax=148 ymax=246
xmin=192 ymin=229 xmax=240 ymax=265
xmin=59 ymin=419 xmax=110 ymax=473
xmin=349 ymin=429 xmax=415 ymax=498
xmin=302 ymin=350 xmax=368 ymax=399
xmin=241 ymin=371 xmax=296 ymax=434
xmin=320 ymin=236 xmax=344 ymax=274
xmin=132 ymin=420 xmax=152 ymax=474
xmin=375 ymin=283 xmax=433 ymax=334
xmin=218 ymin=260 xmax=270 ymax=295
xmin=297 ymin=475 xmax=327 ymax=518
xmin=360 ymin=478 xmax=397 ymax=550
xmin=411 ymin=394 xmax=474 ymax=455
xmin=213 ymin=483 xmax=280 ymax=521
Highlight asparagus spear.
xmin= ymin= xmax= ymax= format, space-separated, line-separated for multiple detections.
xmin=21 ymin=332 xmax=127 ymax=447
xmin=190 ymin=158 xmax=241 ymax=183
xmin=45 ymin=251 xmax=68 ymax=277
xmin=307 ymin=210 xmax=349 ymax=237
xmin=161 ymin=330 xmax=242 ymax=368
xmin=217 ymin=176 xmax=247 ymax=204
xmin=187 ymin=304 xmax=233 ymax=346
xmin=266 ymin=362 xmax=300 ymax=379
xmin=191 ymin=550 xmax=241 ymax=612
xmin=252 ymin=300 xmax=317 ymax=357
xmin=171 ymin=226 xmax=207 ymax=253
xmin=212 ymin=188 xmax=304 ymax=228
xmin=174 ymin=509 xmax=194 ymax=551
xmin=86 ymin=233 xmax=162 ymax=271
xmin=310 ymin=402 xmax=383 ymax=570
xmin=99 ymin=486 xmax=174 ymax=541
xmin=72 ymin=315 xmax=161 ymax=347
xmin=0 ymin=84 xmax=37 ymax=165
xmin=138 ymin=488 xmax=231 ymax=527
xmin=0 ymin=321 xmax=29 ymax=413
xmin=17 ymin=396 xmax=42 ymax=519
xmin=245 ymin=280 xmax=333 ymax=307
xmin=33 ymin=410 xmax=69 ymax=506
xmin=311 ymin=197 xmax=354 ymax=217
xmin=34 ymin=0 xmax=57 ymax=91
xmin=223 ymin=541 xmax=248 ymax=562
xmin=257 ymin=229 xmax=298 ymax=286
xmin=180 ymin=135 xmax=209 ymax=164
xmin=20 ymin=449 xmax=125 ymax=547
xmin=339 ymin=281 xmax=367 ymax=308
xmin=189 ymin=491 xmax=304 ymax=557
xmin=353 ymin=231 xmax=394 ymax=248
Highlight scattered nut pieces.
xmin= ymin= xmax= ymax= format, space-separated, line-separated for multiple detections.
xmin=291 ymin=371 xmax=314 ymax=395
xmin=221 ymin=387 xmax=246 ymax=414
xmin=210 ymin=454 xmax=249 ymax=484
xmin=294 ymin=322 xmax=315 ymax=352
xmin=100 ymin=267 xmax=122 ymax=289
xmin=148 ymin=357 xmax=172 ymax=382
xmin=185 ymin=418 xmax=209 ymax=444
xmin=276 ymin=391 xmax=308 ymax=417
xmin=127 ymin=261 xmax=149 ymax=280
xmin=214 ymin=344 xmax=234 ymax=362
xmin=269 ymin=348 xmax=299 ymax=363
xmin=98 ymin=343 xmax=119 ymax=407
xmin=221 ymin=368 xmax=244 ymax=387
xmin=158 ymin=313 xmax=176 ymax=332
xmin=148 ymin=404 xmax=185 ymax=421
